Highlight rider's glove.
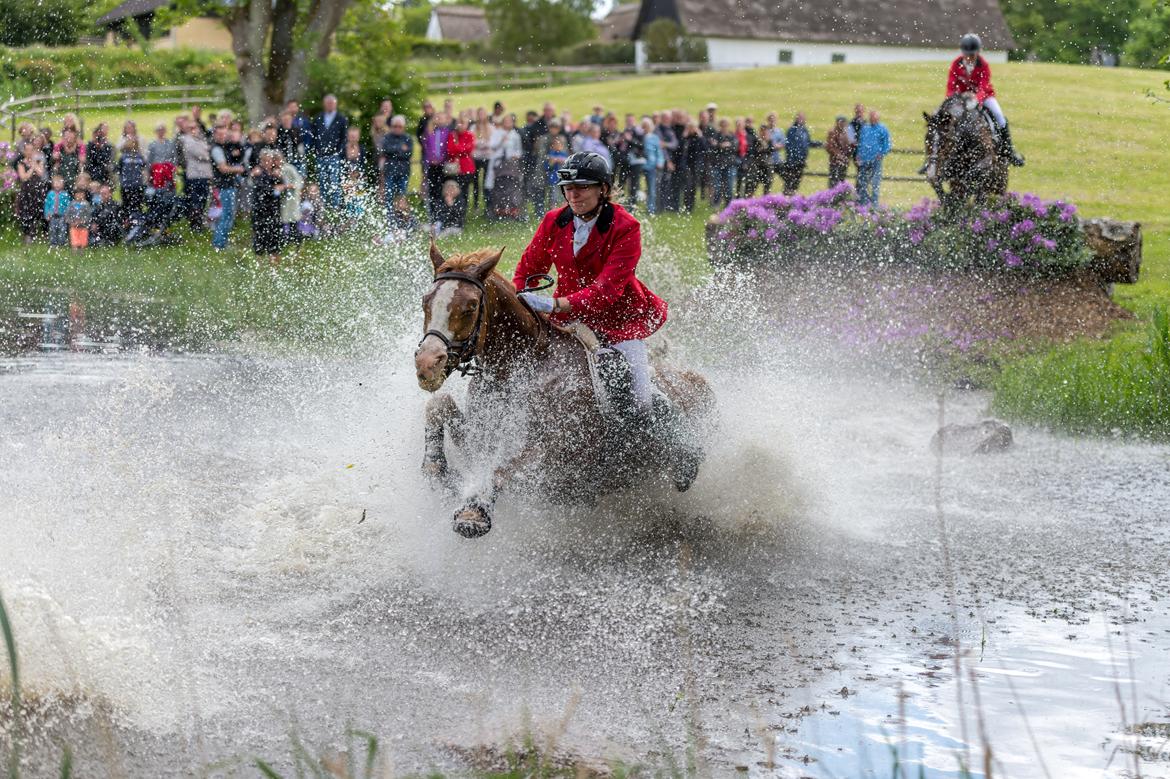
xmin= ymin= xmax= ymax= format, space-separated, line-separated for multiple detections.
xmin=518 ymin=292 xmax=555 ymax=314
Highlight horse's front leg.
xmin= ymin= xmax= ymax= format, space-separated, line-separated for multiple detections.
xmin=451 ymin=441 xmax=541 ymax=539
xmin=422 ymin=392 xmax=464 ymax=489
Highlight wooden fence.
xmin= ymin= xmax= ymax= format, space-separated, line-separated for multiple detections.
xmin=0 ymin=84 xmax=228 ymax=141
xmin=419 ymin=62 xmax=712 ymax=93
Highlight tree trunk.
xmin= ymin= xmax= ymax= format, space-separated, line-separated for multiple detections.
xmin=282 ymin=0 xmax=352 ymax=105
xmin=225 ymin=0 xmax=351 ymax=124
xmin=229 ymin=0 xmax=275 ymax=122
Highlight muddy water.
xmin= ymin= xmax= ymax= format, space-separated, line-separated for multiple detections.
xmin=1 ymin=262 xmax=1168 ymax=778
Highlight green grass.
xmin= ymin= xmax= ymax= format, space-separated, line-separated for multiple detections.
xmin=0 ymin=229 xmax=417 ymax=352
xmin=992 ymin=307 xmax=1170 ymax=438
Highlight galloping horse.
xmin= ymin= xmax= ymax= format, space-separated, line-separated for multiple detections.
xmin=922 ymin=94 xmax=1009 ymax=208
xmin=414 ymin=243 xmax=715 ymax=538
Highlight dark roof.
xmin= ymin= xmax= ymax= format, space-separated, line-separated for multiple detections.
xmin=599 ymin=4 xmax=640 ymax=41
xmin=432 ymin=5 xmax=491 ymax=42
xmin=635 ymin=0 xmax=1015 ymax=50
xmin=96 ymin=0 xmax=169 ymax=26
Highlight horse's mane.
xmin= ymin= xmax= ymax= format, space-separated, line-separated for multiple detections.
xmin=436 ymin=249 xmax=517 ymax=293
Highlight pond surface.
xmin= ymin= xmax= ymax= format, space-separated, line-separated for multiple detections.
xmin=1 ymin=272 xmax=1168 ymax=778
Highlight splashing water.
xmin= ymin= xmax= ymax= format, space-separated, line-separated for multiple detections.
xmin=1 ymin=234 xmax=1168 ymax=777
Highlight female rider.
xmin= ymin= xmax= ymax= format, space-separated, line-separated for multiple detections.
xmin=512 ymin=151 xmax=698 ymax=490
xmin=947 ymin=33 xmax=1025 ymax=166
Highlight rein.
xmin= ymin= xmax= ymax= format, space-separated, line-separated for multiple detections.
xmin=420 ymin=271 xmax=553 ymax=379
xmin=421 ymin=271 xmax=488 ymax=377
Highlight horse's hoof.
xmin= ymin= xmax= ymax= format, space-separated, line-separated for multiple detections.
xmin=670 ymin=447 xmax=702 ymax=493
xmin=452 ymin=501 xmax=492 ymax=538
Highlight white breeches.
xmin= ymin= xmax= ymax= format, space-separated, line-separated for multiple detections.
xmin=610 ymin=339 xmax=652 ymax=410
xmin=983 ymin=97 xmax=1007 ymax=128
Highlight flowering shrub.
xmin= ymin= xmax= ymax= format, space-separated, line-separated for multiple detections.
xmin=712 ymin=186 xmax=1092 ymax=274
xmin=0 ymin=142 xmax=17 ymax=229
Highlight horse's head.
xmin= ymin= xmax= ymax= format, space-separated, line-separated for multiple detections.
xmin=415 ymin=242 xmax=505 ymax=392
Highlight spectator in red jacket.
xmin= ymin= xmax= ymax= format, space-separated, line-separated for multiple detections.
xmin=947 ymin=33 xmax=1024 ymax=166
xmin=445 ymin=116 xmax=477 ymax=208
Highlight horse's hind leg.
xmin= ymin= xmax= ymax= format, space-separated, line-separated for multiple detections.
xmin=422 ymin=393 xmax=464 ymax=490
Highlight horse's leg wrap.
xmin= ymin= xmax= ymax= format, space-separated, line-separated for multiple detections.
xmin=422 ymin=393 xmax=463 ymax=486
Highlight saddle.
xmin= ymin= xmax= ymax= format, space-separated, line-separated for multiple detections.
xmin=550 ymin=319 xmax=640 ymax=418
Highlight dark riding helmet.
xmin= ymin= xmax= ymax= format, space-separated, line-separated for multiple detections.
xmin=556 ymin=152 xmax=612 ymax=188
xmin=960 ymin=33 xmax=982 ymax=54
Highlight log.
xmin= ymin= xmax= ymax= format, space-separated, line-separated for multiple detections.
xmin=1081 ymin=218 xmax=1142 ymax=285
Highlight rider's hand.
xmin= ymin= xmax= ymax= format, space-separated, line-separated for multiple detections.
xmin=518 ymin=292 xmax=555 ymax=314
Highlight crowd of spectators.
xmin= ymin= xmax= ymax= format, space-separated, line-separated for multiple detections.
xmin=7 ymin=94 xmax=894 ymax=258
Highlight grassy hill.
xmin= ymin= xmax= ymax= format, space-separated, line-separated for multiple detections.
xmin=435 ymin=61 xmax=1170 ymax=309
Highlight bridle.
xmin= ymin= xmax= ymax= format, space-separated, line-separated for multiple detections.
xmin=418 ymin=270 xmax=554 ymax=379
xmin=419 ymin=271 xmax=488 ymax=378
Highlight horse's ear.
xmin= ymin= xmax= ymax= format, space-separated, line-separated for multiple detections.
xmin=429 ymin=240 xmax=445 ymax=271
xmin=471 ymin=247 xmax=505 ymax=280
xmin=923 ymin=111 xmax=931 ymax=121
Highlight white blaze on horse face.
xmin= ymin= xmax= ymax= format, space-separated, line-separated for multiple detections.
xmin=424 ymin=280 xmax=458 ymax=348
xmin=417 ymin=280 xmax=458 ymax=390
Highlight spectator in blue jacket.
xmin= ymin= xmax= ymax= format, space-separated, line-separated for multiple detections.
xmin=641 ymin=118 xmax=664 ymax=214
xmin=781 ymin=113 xmax=822 ymax=195
xmin=856 ymin=110 xmax=892 ymax=206
xmin=379 ymin=114 xmax=413 ymax=210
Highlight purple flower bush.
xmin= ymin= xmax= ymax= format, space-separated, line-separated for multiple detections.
xmin=712 ymin=186 xmax=1091 ymax=274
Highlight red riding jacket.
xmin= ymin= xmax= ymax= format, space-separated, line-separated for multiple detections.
xmin=513 ymin=202 xmax=667 ymax=343
xmin=946 ymin=55 xmax=996 ymax=102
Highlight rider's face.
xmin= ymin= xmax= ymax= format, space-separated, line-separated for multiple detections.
xmin=563 ymin=183 xmax=602 ymax=215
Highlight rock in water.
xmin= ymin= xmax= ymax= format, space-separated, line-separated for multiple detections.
xmin=931 ymin=420 xmax=1013 ymax=455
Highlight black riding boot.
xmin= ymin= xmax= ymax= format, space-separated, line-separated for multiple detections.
xmin=1000 ymin=122 xmax=1025 ymax=167
xmin=641 ymin=394 xmax=701 ymax=492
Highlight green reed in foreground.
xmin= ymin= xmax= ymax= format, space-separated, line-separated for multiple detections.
xmin=993 ymin=307 xmax=1170 ymax=438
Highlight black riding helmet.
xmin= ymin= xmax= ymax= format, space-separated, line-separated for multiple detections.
xmin=960 ymin=33 xmax=982 ymax=54
xmin=556 ymin=152 xmax=613 ymax=188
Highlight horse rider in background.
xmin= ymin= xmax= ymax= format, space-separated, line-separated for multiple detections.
xmin=921 ymin=33 xmax=1026 ymax=173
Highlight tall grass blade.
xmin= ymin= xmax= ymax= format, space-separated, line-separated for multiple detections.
xmin=254 ymin=758 xmax=285 ymax=779
xmin=58 ymin=746 xmax=72 ymax=779
xmin=0 ymin=591 xmax=21 ymax=779
xmin=349 ymin=729 xmax=379 ymax=779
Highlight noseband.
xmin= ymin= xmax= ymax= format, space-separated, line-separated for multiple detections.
xmin=419 ymin=271 xmax=487 ymax=377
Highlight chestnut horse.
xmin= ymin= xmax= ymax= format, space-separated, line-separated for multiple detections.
xmin=923 ymin=94 xmax=1009 ymax=209
xmin=414 ymin=243 xmax=715 ymax=538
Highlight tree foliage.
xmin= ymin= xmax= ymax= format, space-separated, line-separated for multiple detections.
xmin=306 ymin=2 xmax=425 ymax=123
xmin=163 ymin=0 xmax=355 ymax=121
xmin=1001 ymin=0 xmax=1139 ymax=63
xmin=1125 ymin=0 xmax=1170 ymax=67
xmin=485 ymin=0 xmax=596 ymax=63
xmin=641 ymin=18 xmax=707 ymax=63
xmin=0 ymin=0 xmax=85 ymax=47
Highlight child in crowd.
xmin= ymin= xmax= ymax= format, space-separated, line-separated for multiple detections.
xmin=389 ymin=195 xmax=420 ymax=235
xmin=280 ymin=155 xmax=304 ymax=240
xmin=545 ymin=135 xmax=568 ymax=205
xmin=430 ymin=179 xmax=465 ymax=238
xmin=65 ymin=185 xmax=93 ymax=252
xmin=299 ymin=183 xmax=324 ymax=239
xmin=91 ymin=185 xmax=124 ymax=246
xmin=119 ymin=137 xmax=147 ymax=214
xmin=250 ymin=149 xmax=285 ymax=264
xmin=43 ymin=176 xmax=70 ymax=248
xmin=375 ymin=195 xmax=420 ymax=246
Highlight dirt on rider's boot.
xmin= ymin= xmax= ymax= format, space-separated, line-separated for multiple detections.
xmin=1000 ymin=122 xmax=1025 ymax=167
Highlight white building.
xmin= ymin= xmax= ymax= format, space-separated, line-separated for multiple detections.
xmin=630 ymin=0 xmax=1014 ymax=69
xmin=425 ymin=5 xmax=491 ymax=43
